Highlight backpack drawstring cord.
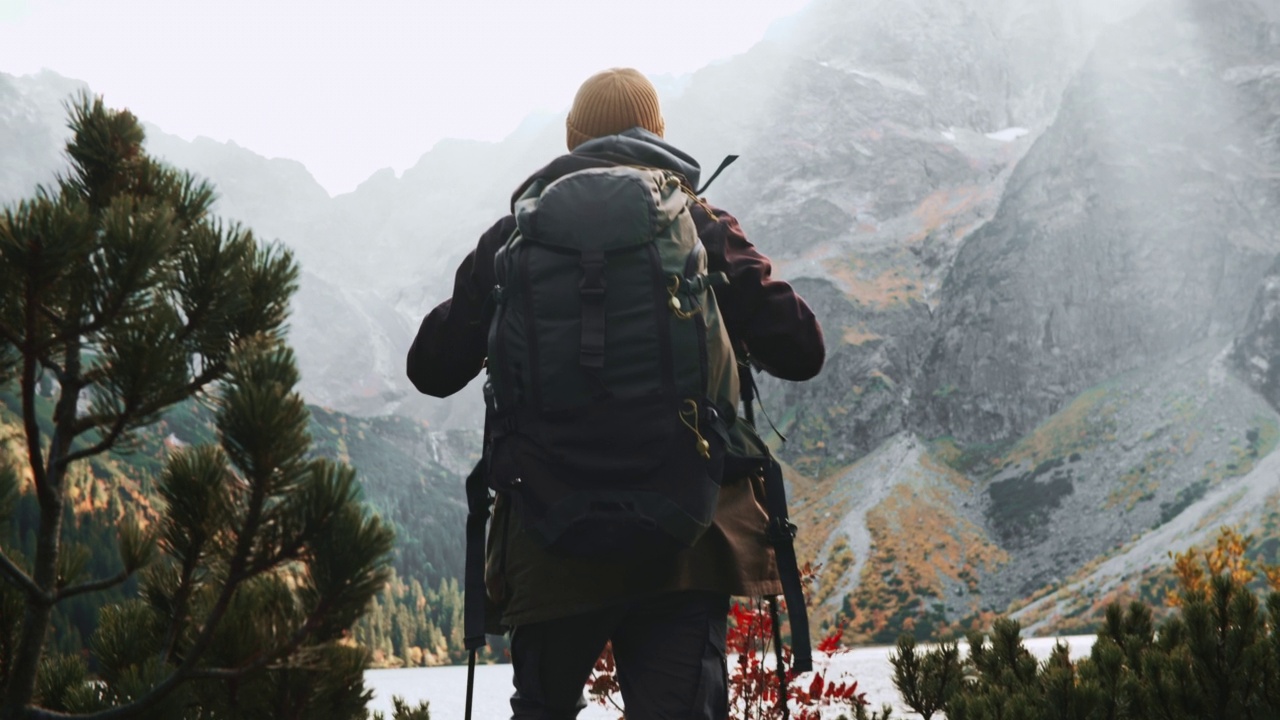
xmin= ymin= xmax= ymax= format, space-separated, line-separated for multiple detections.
xmin=666 ymin=275 xmax=702 ymax=320
xmin=679 ymin=399 xmax=711 ymax=459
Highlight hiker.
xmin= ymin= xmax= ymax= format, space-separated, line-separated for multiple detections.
xmin=407 ymin=67 xmax=824 ymax=720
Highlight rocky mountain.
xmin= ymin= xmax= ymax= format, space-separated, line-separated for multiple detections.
xmin=798 ymin=0 xmax=1280 ymax=636
xmin=4 ymin=0 xmax=1280 ymax=645
xmin=716 ymin=0 xmax=1280 ymax=636
xmin=915 ymin=0 xmax=1280 ymax=444
xmin=0 ymin=70 xmax=87 ymax=202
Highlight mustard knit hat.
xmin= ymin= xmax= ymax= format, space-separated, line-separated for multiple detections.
xmin=565 ymin=68 xmax=665 ymax=150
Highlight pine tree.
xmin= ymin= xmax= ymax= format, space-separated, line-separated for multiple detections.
xmin=890 ymin=634 xmax=959 ymax=720
xmin=0 ymin=95 xmax=394 ymax=719
xmin=889 ymin=527 xmax=1280 ymax=720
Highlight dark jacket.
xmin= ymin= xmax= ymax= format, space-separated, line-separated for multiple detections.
xmin=407 ymin=128 xmax=825 ymax=626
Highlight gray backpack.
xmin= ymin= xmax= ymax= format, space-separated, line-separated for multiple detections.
xmin=484 ymin=165 xmax=739 ymax=557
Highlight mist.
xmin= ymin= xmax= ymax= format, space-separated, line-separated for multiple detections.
xmin=2 ymin=0 xmax=1280 ymax=647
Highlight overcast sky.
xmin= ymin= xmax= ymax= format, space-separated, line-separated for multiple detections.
xmin=1 ymin=0 xmax=812 ymax=195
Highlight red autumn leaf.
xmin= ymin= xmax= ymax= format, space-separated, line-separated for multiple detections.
xmin=807 ymin=672 xmax=824 ymax=698
xmin=816 ymin=626 xmax=845 ymax=654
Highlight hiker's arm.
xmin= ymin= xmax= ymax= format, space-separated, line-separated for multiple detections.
xmin=694 ymin=205 xmax=825 ymax=381
xmin=406 ymin=217 xmax=512 ymax=397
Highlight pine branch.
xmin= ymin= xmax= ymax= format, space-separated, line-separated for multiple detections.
xmin=0 ymin=321 xmax=22 ymax=350
xmin=55 ymin=570 xmax=129 ymax=601
xmin=22 ymin=327 xmax=48 ymax=503
xmin=21 ymin=451 xmax=276 ymax=720
xmin=61 ymin=409 xmax=132 ymax=467
xmin=36 ymin=304 xmax=65 ymax=332
xmin=0 ymin=547 xmax=46 ymax=603
xmin=249 ymin=522 xmax=309 ymax=577
xmin=1 ymin=310 xmax=62 ymax=362
xmin=75 ymin=287 xmax=142 ymax=337
xmin=37 ymin=355 xmax=66 ymax=382
xmin=25 ymin=601 xmax=334 ymax=720
xmin=72 ymin=220 xmax=173 ymax=341
xmin=63 ymin=361 xmax=228 ymax=466
xmin=187 ymin=596 xmax=336 ymax=681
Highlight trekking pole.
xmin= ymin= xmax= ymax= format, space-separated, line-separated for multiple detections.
xmin=465 ymin=649 xmax=477 ymax=720
xmin=462 ymin=416 xmax=493 ymax=720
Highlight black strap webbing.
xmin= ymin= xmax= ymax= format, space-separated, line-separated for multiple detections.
xmin=740 ymin=355 xmax=812 ymax=674
xmin=462 ymin=434 xmax=491 ymax=652
xmin=462 ymin=409 xmax=501 ymax=720
xmin=763 ymin=457 xmax=812 ymax=673
xmin=694 ymin=154 xmax=739 ymax=195
xmin=579 ymin=249 xmax=607 ymax=370
xmin=462 ymin=429 xmax=491 ymax=720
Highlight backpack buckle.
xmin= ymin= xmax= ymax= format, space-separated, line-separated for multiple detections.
xmin=579 ymin=253 xmax=607 ymax=294
xmin=767 ymin=517 xmax=798 ymax=545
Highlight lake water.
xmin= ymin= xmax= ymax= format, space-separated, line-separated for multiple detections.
xmin=365 ymin=635 xmax=1096 ymax=719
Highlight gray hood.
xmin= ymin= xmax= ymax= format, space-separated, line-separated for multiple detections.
xmin=572 ymin=127 xmax=702 ymax=189
xmin=511 ymin=127 xmax=704 ymax=209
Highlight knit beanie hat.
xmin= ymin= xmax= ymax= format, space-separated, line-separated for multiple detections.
xmin=565 ymin=68 xmax=665 ymax=150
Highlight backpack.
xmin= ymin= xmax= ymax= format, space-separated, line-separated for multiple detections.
xmin=482 ymin=164 xmax=739 ymax=558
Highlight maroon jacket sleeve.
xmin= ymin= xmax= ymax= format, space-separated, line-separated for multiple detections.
xmin=693 ymin=204 xmax=825 ymax=381
xmin=406 ymin=216 xmax=515 ymax=397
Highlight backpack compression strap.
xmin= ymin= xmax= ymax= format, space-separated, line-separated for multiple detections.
xmin=579 ymin=249 xmax=607 ymax=370
xmin=578 ymin=248 xmax=611 ymax=400
xmin=694 ymin=155 xmax=739 ymax=195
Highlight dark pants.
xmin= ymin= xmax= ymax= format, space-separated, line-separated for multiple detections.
xmin=509 ymin=591 xmax=730 ymax=720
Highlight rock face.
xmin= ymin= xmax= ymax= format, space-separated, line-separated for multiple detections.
xmin=1231 ymin=256 xmax=1280 ymax=410
xmin=0 ymin=71 xmax=86 ymax=203
xmin=914 ymin=0 xmax=1280 ymax=445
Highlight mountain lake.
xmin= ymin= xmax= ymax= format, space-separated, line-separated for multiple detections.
xmin=365 ymin=635 xmax=1095 ymax=719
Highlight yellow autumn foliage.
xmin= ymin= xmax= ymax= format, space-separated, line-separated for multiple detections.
xmin=1166 ymin=526 xmax=1279 ymax=607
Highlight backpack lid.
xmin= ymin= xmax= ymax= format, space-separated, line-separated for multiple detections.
xmin=514 ymin=166 xmax=687 ymax=252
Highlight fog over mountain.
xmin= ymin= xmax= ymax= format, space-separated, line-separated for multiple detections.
xmin=4 ymin=0 xmax=1280 ymax=640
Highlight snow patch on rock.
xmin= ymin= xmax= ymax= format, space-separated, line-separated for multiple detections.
xmin=985 ymin=127 xmax=1031 ymax=142
xmin=815 ymin=59 xmax=927 ymax=96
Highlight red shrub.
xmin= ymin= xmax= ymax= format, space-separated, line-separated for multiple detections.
xmin=587 ymin=598 xmax=867 ymax=719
